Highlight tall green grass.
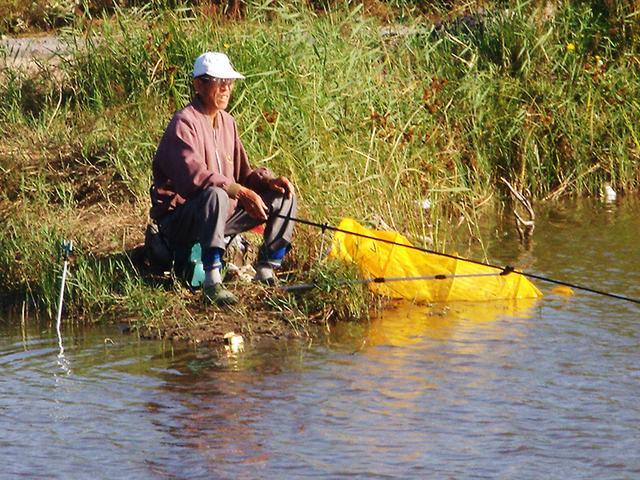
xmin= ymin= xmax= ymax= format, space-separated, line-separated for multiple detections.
xmin=1 ymin=0 xmax=639 ymax=325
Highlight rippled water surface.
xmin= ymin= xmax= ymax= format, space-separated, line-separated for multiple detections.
xmin=1 ymin=198 xmax=639 ymax=479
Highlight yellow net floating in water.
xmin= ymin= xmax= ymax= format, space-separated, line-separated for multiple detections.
xmin=330 ymin=218 xmax=542 ymax=302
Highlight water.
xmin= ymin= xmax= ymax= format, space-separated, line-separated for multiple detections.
xmin=1 ymin=198 xmax=639 ymax=479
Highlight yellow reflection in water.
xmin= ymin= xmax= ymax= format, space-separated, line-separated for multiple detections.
xmin=367 ymin=298 xmax=540 ymax=348
xmin=357 ymin=298 xmax=542 ymax=399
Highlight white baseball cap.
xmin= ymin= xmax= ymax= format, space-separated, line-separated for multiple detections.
xmin=193 ymin=52 xmax=245 ymax=79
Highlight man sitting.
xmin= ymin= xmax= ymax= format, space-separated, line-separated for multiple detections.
xmin=150 ymin=52 xmax=297 ymax=305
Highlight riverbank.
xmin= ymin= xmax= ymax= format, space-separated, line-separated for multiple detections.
xmin=1 ymin=1 xmax=638 ymax=344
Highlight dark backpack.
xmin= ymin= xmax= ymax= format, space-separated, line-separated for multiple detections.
xmin=144 ymin=222 xmax=173 ymax=271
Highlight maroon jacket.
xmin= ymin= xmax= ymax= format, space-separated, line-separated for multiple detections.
xmin=150 ymin=97 xmax=272 ymax=220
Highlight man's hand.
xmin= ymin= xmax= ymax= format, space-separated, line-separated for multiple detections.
xmin=237 ymin=186 xmax=268 ymax=221
xmin=267 ymin=176 xmax=295 ymax=199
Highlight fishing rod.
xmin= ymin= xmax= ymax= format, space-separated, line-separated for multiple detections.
xmin=276 ymin=213 xmax=640 ymax=306
xmin=55 ymin=240 xmax=73 ymax=357
xmin=283 ymin=272 xmax=507 ymax=294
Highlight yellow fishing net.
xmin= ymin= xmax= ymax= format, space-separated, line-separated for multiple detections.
xmin=330 ymin=218 xmax=542 ymax=302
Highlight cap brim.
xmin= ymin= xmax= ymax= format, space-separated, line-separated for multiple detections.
xmin=222 ymin=72 xmax=245 ymax=80
xmin=193 ymin=69 xmax=245 ymax=80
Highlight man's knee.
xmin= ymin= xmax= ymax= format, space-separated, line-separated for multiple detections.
xmin=265 ymin=190 xmax=297 ymax=213
xmin=281 ymin=191 xmax=297 ymax=214
xmin=200 ymin=186 xmax=229 ymax=211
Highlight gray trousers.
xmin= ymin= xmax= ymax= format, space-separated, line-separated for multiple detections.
xmin=158 ymin=186 xmax=297 ymax=258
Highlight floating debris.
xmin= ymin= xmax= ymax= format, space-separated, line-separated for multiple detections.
xmin=550 ymin=285 xmax=574 ymax=296
xmin=602 ymin=183 xmax=617 ymax=203
xmin=223 ymin=332 xmax=244 ymax=353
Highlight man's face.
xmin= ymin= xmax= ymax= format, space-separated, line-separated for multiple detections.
xmin=195 ymin=77 xmax=234 ymax=111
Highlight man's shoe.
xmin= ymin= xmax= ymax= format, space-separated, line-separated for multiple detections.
xmin=254 ymin=263 xmax=277 ymax=285
xmin=203 ymin=283 xmax=238 ymax=306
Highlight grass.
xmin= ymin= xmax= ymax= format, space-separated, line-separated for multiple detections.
xmin=0 ymin=0 xmax=639 ymax=338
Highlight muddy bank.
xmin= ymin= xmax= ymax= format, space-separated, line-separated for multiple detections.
xmin=0 ymin=34 xmax=69 ymax=71
xmin=126 ymin=240 xmax=331 ymax=346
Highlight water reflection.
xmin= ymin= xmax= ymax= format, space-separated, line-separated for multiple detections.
xmin=156 ymin=338 xmax=315 ymax=477
xmin=150 ymin=298 xmax=548 ymax=477
xmin=366 ymin=299 xmax=540 ymax=347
